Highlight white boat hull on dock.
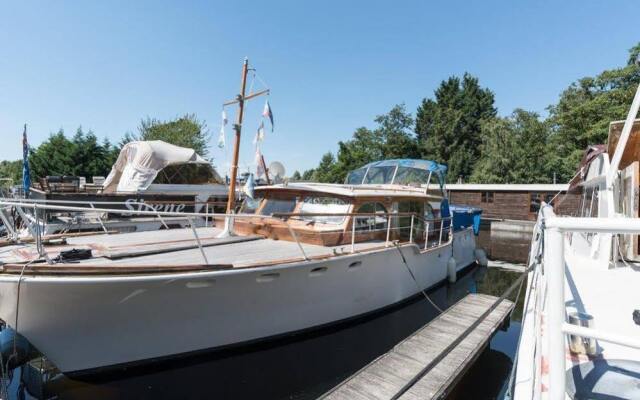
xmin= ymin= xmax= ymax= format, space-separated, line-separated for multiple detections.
xmin=0 ymin=229 xmax=477 ymax=374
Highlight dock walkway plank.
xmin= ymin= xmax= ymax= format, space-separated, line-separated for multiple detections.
xmin=323 ymin=293 xmax=514 ymax=400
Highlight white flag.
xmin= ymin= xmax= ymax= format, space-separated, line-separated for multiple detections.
xmin=217 ymin=126 xmax=225 ymax=149
xmin=255 ymin=147 xmax=264 ymax=177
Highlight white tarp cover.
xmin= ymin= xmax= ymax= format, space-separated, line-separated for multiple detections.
xmin=103 ymin=141 xmax=209 ymax=193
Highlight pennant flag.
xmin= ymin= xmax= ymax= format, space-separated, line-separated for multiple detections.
xmin=255 ymin=147 xmax=265 ymax=177
xmin=218 ymin=109 xmax=228 ymax=149
xmin=262 ymin=100 xmax=274 ymax=132
xmin=243 ymin=173 xmax=255 ymax=199
xmin=217 ymin=126 xmax=225 ymax=149
xmin=22 ymin=124 xmax=31 ymax=197
xmin=257 ymin=121 xmax=265 ymax=142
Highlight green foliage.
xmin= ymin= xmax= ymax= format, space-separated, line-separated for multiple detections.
xmin=313 ymin=104 xmax=418 ymax=184
xmin=29 ymin=128 xmax=119 ymax=180
xmin=136 ymin=114 xmax=210 ymax=157
xmin=0 ymin=160 xmax=22 ymax=183
xmin=301 ymin=169 xmax=315 ymax=181
xmin=546 ymin=45 xmax=640 ymax=181
xmin=416 ymin=73 xmax=497 ymax=181
xmin=471 ymin=110 xmax=550 ymax=183
xmin=290 ymin=170 xmax=302 ymax=181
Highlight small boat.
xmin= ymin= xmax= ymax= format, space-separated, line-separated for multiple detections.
xmin=511 ymin=84 xmax=640 ymax=398
xmin=0 ymin=158 xmax=480 ymax=374
xmin=15 ymin=140 xmax=229 ymax=236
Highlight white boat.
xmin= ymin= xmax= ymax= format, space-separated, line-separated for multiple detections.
xmin=13 ymin=140 xmax=229 ymax=236
xmin=0 ymin=159 xmax=479 ymax=375
xmin=511 ymin=84 xmax=640 ymax=398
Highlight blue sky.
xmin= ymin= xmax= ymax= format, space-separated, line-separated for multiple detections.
xmin=0 ymin=0 xmax=638 ymax=175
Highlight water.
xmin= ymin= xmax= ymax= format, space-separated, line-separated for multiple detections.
xmin=8 ymin=266 xmax=525 ymax=400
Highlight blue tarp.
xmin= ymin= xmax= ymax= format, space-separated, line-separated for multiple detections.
xmin=450 ymin=204 xmax=482 ymax=235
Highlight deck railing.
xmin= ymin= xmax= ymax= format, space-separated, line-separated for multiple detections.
xmin=538 ymin=206 xmax=640 ymax=400
xmin=0 ymin=198 xmax=454 ymax=267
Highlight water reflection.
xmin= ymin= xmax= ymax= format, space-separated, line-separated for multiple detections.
xmin=12 ymin=265 xmax=524 ymax=400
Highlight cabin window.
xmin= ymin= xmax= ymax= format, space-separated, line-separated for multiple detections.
xmin=394 ymin=167 xmax=430 ymax=186
xmin=260 ymin=197 xmax=297 ymax=216
xmin=354 ymin=202 xmax=388 ymax=231
xmin=530 ymin=193 xmax=541 ymax=213
xmin=345 ymin=168 xmax=367 ymax=185
xmin=481 ymin=192 xmax=494 ymax=203
xmin=298 ymin=196 xmax=350 ymax=224
xmin=398 ymin=201 xmax=426 ymax=239
xmin=240 ymin=196 xmax=263 ymax=214
xmin=362 ymin=166 xmax=397 ymax=184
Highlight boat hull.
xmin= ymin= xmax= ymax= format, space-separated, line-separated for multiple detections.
xmin=0 ymin=229 xmax=476 ymax=374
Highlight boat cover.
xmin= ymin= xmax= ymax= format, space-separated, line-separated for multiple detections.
xmin=450 ymin=204 xmax=482 ymax=235
xmin=103 ymin=141 xmax=210 ymax=193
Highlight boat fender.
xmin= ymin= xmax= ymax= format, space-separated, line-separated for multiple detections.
xmin=0 ymin=327 xmax=36 ymax=370
xmin=474 ymin=248 xmax=488 ymax=267
xmin=447 ymin=257 xmax=457 ymax=283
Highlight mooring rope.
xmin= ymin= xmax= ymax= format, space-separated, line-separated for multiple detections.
xmin=393 ymin=242 xmax=444 ymax=313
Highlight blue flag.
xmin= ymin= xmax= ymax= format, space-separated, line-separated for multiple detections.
xmin=22 ymin=124 xmax=31 ymax=197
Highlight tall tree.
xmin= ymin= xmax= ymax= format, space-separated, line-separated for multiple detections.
xmin=546 ymin=43 xmax=640 ymax=181
xmin=0 ymin=160 xmax=22 ymax=184
xmin=137 ymin=114 xmax=210 ymax=157
xmin=416 ymin=73 xmax=497 ymax=182
xmin=329 ymin=104 xmax=417 ymax=183
xmin=471 ymin=110 xmax=550 ymax=183
xmin=312 ymin=152 xmax=338 ymax=183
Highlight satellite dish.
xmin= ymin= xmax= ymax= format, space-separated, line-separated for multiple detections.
xmin=269 ymin=161 xmax=286 ymax=183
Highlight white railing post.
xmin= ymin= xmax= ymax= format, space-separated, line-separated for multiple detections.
xmin=409 ymin=214 xmax=414 ymax=243
xmin=351 ymin=216 xmax=356 ymax=253
xmin=89 ymin=202 xmax=109 ymax=233
xmin=284 ymin=219 xmax=309 ymax=261
xmin=424 ymin=222 xmax=429 ymax=250
xmin=438 ymin=219 xmax=444 ymax=245
xmin=385 ymin=215 xmax=392 ymax=247
xmin=546 ymin=227 xmax=566 ymax=400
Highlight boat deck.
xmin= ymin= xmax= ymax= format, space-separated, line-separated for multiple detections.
xmin=564 ymin=250 xmax=640 ymax=362
xmin=0 ymin=227 xmax=389 ymax=274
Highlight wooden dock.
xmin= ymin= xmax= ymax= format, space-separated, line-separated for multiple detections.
xmin=321 ymin=293 xmax=514 ymax=400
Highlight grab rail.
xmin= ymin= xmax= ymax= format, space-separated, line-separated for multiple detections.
xmin=541 ymin=211 xmax=640 ymax=400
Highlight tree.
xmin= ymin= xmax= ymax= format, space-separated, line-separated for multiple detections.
xmin=416 ymin=73 xmax=497 ymax=182
xmin=0 ymin=160 xmax=22 ymax=184
xmin=327 ymin=104 xmax=417 ymax=183
xmin=136 ymin=114 xmax=210 ymax=157
xmin=290 ymin=170 xmax=302 ymax=181
xmin=301 ymin=169 xmax=315 ymax=181
xmin=29 ymin=128 xmax=120 ymax=180
xmin=471 ymin=110 xmax=550 ymax=183
xmin=546 ymin=43 xmax=640 ymax=181
xmin=312 ymin=152 xmax=338 ymax=183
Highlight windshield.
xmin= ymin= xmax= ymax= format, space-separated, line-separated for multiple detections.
xmin=363 ymin=166 xmax=396 ymax=184
xmin=299 ymin=196 xmax=350 ymax=224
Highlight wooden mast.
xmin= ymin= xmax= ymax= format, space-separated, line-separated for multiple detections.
xmin=226 ymin=58 xmax=250 ymax=213
xmin=223 ymin=58 xmax=270 ymax=215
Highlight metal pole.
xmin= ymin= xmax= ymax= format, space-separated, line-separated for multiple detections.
xmin=351 ymin=216 xmax=356 ymax=253
xmin=89 ymin=202 xmax=108 ymax=233
xmin=409 ymin=214 xmax=414 ymax=243
xmin=438 ymin=219 xmax=443 ymax=246
xmin=285 ymin=220 xmax=309 ymax=261
xmin=424 ymin=222 xmax=429 ymax=250
xmin=546 ymin=227 xmax=566 ymax=400
xmin=226 ymin=58 xmax=250 ymax=214
xmin=188 ymin=216 xmax=209 ymax=265
xmin=385 ymin=215 xmax=391 ymax=247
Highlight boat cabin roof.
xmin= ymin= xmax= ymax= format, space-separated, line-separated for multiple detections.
xmin=255 ymin=182 xmax=442 ymax=200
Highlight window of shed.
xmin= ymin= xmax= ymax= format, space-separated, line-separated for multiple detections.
xmin=481 ymin=192 xmax=494 ymax=203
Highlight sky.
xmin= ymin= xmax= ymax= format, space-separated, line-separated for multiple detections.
xmin=1 ymin=0 xmax=639 ymax=176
